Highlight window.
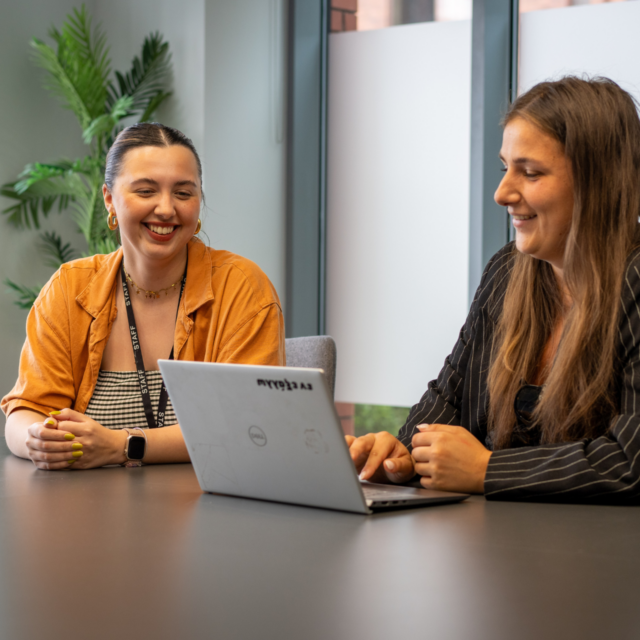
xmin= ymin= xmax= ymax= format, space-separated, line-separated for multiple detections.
xmin=331 ymin=0 xmax=472 ymax=33
xmin=336 ymin=403 xmax=411 ymax=437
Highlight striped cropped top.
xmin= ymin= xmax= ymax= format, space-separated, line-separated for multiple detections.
xmin=85 ymin=370 xmax=178 ymax=430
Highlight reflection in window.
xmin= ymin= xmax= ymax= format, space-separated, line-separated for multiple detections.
xmin=335 ymin=0 xmax=471 ymax=33
xmin=331 ymin=0 xmax=636 ymax=34
xmin=331 ymin=0 xmax=358 ymax=32
xmin=520 ymin=0 xmax=631 ymax=14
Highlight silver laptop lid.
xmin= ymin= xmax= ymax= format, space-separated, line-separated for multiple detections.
xmin=159 ymin=361 xmax=370 ymax=514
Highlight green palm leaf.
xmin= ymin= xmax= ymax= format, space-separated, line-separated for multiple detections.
xmin=30 ymin=39 xmax=93 ymax=129
xmin=109 ymin=32 xmax=172 ymax=115
xmin=1 ymin=163 xmax=86 ymax=229
xmin=88 ymin=181 xmax=111 ymax=247
xmin=39 ymin=231 xmax=77 ymax=269
xmin=52 ymin=6 xmax=110 ymax=119
xmin=14 ymin=160 xmax=88 ymax=192
xmin=139 ymin=91 xmax=172 ymax=123
xmin=1 ymin=184 xmax=66 ymax=229
xmin=31 ymin=5 xmax=111 ymax=129
xmin=68 ymin=170 xmax=109 ymax=247
xmin=88 ymin=234 xmax=119 ymax=256
xmin=60 ymin=5 xmax=110 ymax=79
xmin=83 ymin=95 xmax=133 ymax=144
xmin=4 ymin=280 xmax=43 ymax=310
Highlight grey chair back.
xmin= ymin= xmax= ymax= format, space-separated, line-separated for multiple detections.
xmin=285 ymin=335 xmax=337 ymax=398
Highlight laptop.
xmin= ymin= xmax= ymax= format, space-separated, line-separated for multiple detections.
xmin=158 ymin=361 xmax=469 ymax=514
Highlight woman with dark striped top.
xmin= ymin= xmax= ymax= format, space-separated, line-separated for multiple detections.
xmin=348 ymin=76 xmax=640 ymax=502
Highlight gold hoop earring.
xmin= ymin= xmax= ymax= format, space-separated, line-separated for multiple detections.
xmin=194 ymin=219 xmax=202 ymax=235
xmin=107 ymin=211 xmax=118 ymax=231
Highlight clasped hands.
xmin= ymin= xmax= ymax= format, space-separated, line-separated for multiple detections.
xmin=346 ymin=424 xmax=492 ymax=494
xmin=25 ymin=409 xmax=128 ymax=470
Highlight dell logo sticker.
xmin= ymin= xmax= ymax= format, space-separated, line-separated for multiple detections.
xmin=248 ymin=425 xmax=267 ymax=446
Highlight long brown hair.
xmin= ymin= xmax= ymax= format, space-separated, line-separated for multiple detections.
xmin=488 ymin=77 xmax=640 ymax=449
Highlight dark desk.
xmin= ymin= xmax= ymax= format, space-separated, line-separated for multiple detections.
xmin=0 ymin=440 xmax=638 ymax=640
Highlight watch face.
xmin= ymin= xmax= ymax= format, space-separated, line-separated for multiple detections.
xmin=127 ymin=435 xmax=146 ymax=460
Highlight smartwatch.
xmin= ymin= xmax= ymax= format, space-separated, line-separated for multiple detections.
xmin=123 ymin=428 xmax=146 ymax=465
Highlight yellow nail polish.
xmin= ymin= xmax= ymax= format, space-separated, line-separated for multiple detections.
xmin=71 ymin=442 xmax=82 ymax=450
xmin=49 ymin=410 xmax=62 ymax=416
xmin=67 ymin=460 xmax=75 ymax=464
xmin=64 ymin=433 xmax=75 ymax=441
xmin=72 ymin=451 xmax=83 ymax=458
xmin=44 ymin=418 xmax=56 ymax=426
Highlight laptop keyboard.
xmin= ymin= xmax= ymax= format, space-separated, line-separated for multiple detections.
xmin=361 ymin=483 xmax=419 ymax=503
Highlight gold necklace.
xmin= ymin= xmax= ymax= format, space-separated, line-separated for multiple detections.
xmin=123 ymin=267 xmax=185 ymax=299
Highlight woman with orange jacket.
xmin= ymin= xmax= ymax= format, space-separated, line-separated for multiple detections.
xmin=2 ymin=123 xmax=285 ymax=470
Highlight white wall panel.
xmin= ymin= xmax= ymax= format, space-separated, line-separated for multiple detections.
xmin=327 ymin=21 xmax=471 ymax=407
xmin=203 ymin=0 xmax=287 ymax=306
xmin=520 ymin=1 xmax=640 ymax=100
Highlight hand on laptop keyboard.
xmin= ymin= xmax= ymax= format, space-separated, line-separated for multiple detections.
xmin=345 ymin=431 xmax=415 ymax=485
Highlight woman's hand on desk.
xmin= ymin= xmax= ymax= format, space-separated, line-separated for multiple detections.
xmin=411 ymin=424 xmax=492 ymax=494
xmin=28 ymin=409 xmax=125 ymax=470
xmin=23 ymin=415 xmax=82 ymax=470
xmin=345 ymin=432 xmax=415 ymax=484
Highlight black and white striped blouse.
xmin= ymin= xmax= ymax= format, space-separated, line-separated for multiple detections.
xmin=398 ymin=242 xmax=640 ymax=503
xmin=85 ymin=371 xmax=178 ymax=430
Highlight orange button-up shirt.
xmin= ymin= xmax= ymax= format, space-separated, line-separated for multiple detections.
xmin=2 ymin=239 xmax=285 ymax=418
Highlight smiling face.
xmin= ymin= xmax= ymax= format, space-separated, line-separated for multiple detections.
xmin=495 ymin=117 xmax=574 ymax=272
xmin=103 ymin=144 xmax=201 ymax=265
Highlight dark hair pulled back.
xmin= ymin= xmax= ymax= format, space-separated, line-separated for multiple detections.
xmin=104 ymin=122 xmax=203 ymax=190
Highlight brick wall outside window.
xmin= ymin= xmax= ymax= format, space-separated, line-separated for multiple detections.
xmin=331 ymin=0 xmax=357 ymax=32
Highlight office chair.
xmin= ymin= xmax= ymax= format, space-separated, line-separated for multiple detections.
xmin=284 ymin=336 xmax=337 ymax=399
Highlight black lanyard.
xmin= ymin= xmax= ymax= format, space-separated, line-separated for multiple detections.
xmin=121 ymin=262 xmax=186 ymax=429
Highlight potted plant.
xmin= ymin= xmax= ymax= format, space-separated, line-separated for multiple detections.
xmin=1 ymin=5 xmax=173 ymax=308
